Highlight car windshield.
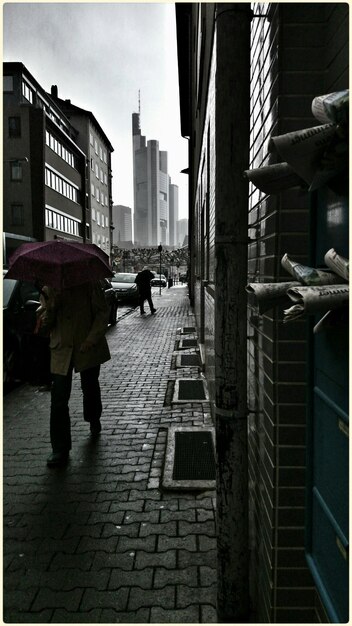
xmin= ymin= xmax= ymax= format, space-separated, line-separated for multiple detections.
xmin=3 ymin=278 xmax=17 ymax=307
xmin=112 ymin=273 xmax=137 ymax=284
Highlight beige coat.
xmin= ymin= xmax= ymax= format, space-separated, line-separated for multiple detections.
xmin=39 ymin=282 xmax=111 ymax=376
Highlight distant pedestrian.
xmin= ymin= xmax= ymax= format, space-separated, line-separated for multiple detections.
xmin=135 ymin=266 xmax=156 ymax=315
xmin=37 ymin=282 xmax=111 ymax=467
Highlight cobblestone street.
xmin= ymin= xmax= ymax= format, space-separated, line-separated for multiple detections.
xmin=3 ymin=286 xmax=217 ymax=623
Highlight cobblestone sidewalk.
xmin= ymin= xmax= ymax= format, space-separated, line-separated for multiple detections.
xmin=3 ymin=286 xmax=217 ymax=623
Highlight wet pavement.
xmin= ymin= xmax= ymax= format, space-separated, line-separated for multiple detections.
xmin=3 ymin=285 xmax=217 ymax=623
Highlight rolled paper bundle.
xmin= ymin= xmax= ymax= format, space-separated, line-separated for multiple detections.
xmin=324 ymin=248 xmax=349 ymax=281
xmin=243 ymin=162 xmax=305 ymax=194
xmin=284 ymin=284 xmax=349 ymax=322
xmin=281 ymin=253 xmax=342 ymax=286
xmin=246 ymin=281 xmax=300 ymax=314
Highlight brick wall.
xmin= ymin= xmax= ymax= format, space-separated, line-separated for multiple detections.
xmin=248 ymin=3 xmax=348 ymax=622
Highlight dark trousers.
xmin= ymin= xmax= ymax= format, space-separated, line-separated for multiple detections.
xmin=139 ymin=289 xmax=154 ymax=313
xmin=50 ymin=365 xmax=102 ymax=452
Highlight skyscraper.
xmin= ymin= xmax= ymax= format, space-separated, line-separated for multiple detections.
xmin=112 ymin=205 xmax=132 ymax=244
xmin=132 ymin=111 xmax=170 ymax=246
xmin=168 ymin=179 xmax=179 ymax=247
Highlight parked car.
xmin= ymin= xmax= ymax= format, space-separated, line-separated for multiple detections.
xmin=3 ymin=275 xmax=42 ymax=387
xmin=110 ymin=272 xmax=139 ymax=305
xmin=99 ymin=278 xmax=118 ymax=325
xmin=179 ymin=272 xmax=188 ymax=284
xmin=151 ymin=274 xmax=167 ymax=288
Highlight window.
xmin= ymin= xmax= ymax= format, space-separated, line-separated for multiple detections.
xmin=95 ymin=164 xmax=99 ymax=179
xmin=96 ymin=188 xmax=100 ymax=203
xmin=104 ymin=173 xmax=107 ymax=185
xmin=11 ymin=204 xmax=24 ymax=225
xmin=92 ymin=208 xmax=96 ymax=221
xmin=95 ymin=139 xmax=98 ymax=154
xmin=91 ymin=183 xmax=95 ymax=196
xmin=45 ymin=166 xmax=78 ymax=202
xmin=105 ymin=216 xmax=109 ymax=228
xmin=22 ymin=81 xmax=33 ymax=103
xmin=105 ymin=195 xmax=108 ymax=207
xmin=97 ymin=211 xmax=100 ymax=225
xmin=90 ymin=133 xmax=94 ymax=146
xmin=100 ymin=168 xmax=104 ymax=182
xmin=4 ymin=75 xmax=14 ymax=92
xmin=91 ymin=158 xmax=94 ymax=170
xmin=103 ymin=151 xmax=107 ymax=164
xmin=100 ymin=146 xmax=103 ymax=160
xmin=10 ymin=162 xmax=23 ymax=182
xmin=9 ymin=117 xmax=21 ymax=138
xmin=46 ymin=130 xmax=75 ymax=168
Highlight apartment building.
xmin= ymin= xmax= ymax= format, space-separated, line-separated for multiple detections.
xmin=3 ymin=62 xmax=86 ymax=263
xmin=176 ymin=3 xmax=348 ymax=623
xmin=49 ymin=87 xmax=114 ymax=260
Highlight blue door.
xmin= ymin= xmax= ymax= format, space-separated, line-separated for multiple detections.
xmin=306 ymin=186 xmax=349 ymax=623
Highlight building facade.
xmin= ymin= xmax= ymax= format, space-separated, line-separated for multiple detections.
xmin=49 ymin=87 xmax=114 ymax=260
xmin=176 ymin=3 xmax=348 ymax=623
xmin=176 ymin=218 xmax=188 ymax=247
xmin=112 ymin=204 xmax=133 ymax=245
xmin=132 ymin=111 xmax=170 ymax=246
xmin=168 ymin=180 xmax=179 ymax=247
xmin=3 ymin=62 xmax=86 ymax=263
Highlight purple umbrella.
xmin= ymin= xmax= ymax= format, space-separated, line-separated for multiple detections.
xmin=6 ymin=240 xmax=114 ymax=289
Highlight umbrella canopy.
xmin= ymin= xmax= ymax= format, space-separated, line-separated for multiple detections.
xmin=6 ymin=240 xmax=114 ymax=289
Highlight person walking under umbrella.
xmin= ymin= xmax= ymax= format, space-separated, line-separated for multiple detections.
xmin=37 ymin=281 xmax=111 ymax=467
xmin=134 ymin=266 xmax=156 ymax=315
xmin=6 ymin=240 xmax=114 ymax=467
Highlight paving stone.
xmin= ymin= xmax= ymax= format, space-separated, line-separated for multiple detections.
xmin=160 ymin=508 xmax=196 ymax=523
xmin=158 ymin=535 xmax=197 ymax=551
xmin=109 ymin=567 xmax=154 ymax=589
xmin=154 ymin=566 xmax=198 ymax=588
xmin=3 ymin=609 xmax=54 ymax=623
xmin=117 ymin=535 xmax=157 ymax=552
xmin=178 ymin=549 xmax=218 ymax=569
xmin=31 ymin=588 xmax=84 ymax=611
xmin=52 ymin=609 xmax=103 ymax=623
xmin=139 ymin=520 xmax=177 ymax=537
xmin=80 ymin=588 xmax=129 ymax=611
xmin=102 ymin=521 xmax=140 ymax=537
xmin=177 ymin=584 xmax=217 ymax=609
xmin=201 ymin=604 xmax=218 ymax=622
xmin=179 ymin=520 xmax=216 ymax=536
xmin=3 ymin=588 xmax=38 ymax=611
xmin=128 ymin=585 xmax=175 ymax=610
xmin=101 ymin=607 xmax=150 ymax=622
xmin=91 ymin=551 xmax=135 ymax=571
xmin=151 ymin=606 xmax=200 ymax=622
xmin=134 ymin=550 xmax=177 ymax=570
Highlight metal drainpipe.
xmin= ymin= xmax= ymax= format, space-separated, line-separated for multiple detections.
xmin=214 ymin=3 xmax=252 ymax=622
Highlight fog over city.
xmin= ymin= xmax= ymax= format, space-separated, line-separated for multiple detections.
xmin=3 ymin=2 xmax=189 ymax=218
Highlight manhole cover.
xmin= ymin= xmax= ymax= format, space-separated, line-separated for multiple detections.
xmin=180 ymin=354 xmax=201 ymax=366
xmin=162 ymin=427 xmax=216 ymax=490
xmin=178 ymin=379 xmax=206 ymax=400
xmin=180 ymin=338 xmax=198 ymax=348
xmin=173 ymin=431 xmax=216 ymax=480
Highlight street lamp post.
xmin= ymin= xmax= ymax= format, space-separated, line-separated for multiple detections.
xmin=158 ymin=244 xmax=163 ymax=296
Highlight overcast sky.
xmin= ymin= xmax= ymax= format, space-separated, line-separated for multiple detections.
xmin=3 ymin=2 xmax=189 ymax=219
